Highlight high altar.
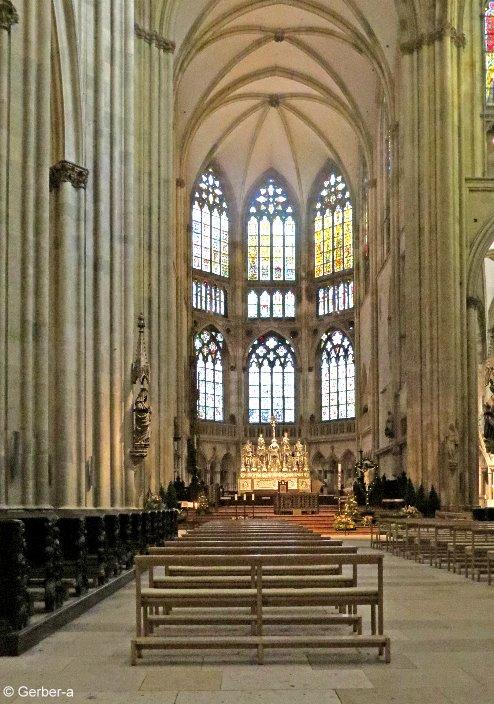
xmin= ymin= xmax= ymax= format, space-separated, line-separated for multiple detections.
xmin=238 ymin=418 xmax=311 ymax=493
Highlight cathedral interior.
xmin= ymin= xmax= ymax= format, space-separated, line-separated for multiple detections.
xmin=0 ymin=0 xmax=494 ymax=700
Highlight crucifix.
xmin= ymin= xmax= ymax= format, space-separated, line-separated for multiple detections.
xmin=270 ymin=415 xmax=277 ymax=439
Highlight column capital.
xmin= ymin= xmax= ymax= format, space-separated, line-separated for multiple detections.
xmin=134 ymin=22 xmax=175 ymax=53
xmin=0 ymin=1 xmax=19 ymax=32
xmin=49 ymin=160 xmax=89 ymax=191
xmin=400 ymin=23 xmax=466 ymax=54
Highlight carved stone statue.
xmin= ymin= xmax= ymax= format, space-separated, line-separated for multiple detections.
xmin=281 ymin=432 xmax=292 ymax=469
xmin=445 ymin=423 xmax=459 ymax=473
xmin=268 ymin=437 xmax=281 ymax=472
xmin=242 ymin=440 xmax=254 ymax=470
xmin=384 ymin=411 xmax=395 ymax=439
xmin=131 ymin=386 xmax=151 ymax=459
xmin=257 ymin=433 xmax=266 ymax=470
xmin=483 ymin=403 xmax=494 ymax=452
xmin=294 ymin=439 xmax=304 ymax=470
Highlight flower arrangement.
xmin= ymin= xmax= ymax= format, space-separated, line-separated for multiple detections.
xmin=362 ymin=514 xmax=374 ymax=527
xmin=144 ymin=491 xmax=164 ymax=511
xmin=400 ymin=504 xmax=421 ymax=518
xmin=196 ymin=491 xmax=209 ymax=514
xmin=334 ymin=514 xmax=356 ymax=531
xmin=343 ymin=494 xmax=360 ymax=521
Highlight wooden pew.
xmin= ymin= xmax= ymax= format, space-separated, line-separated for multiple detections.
xmin=21 ymin=516 xmax=66 ymax=612
xmin=58 ymin=516 xmax=89 ymax=596
xmin=85 ymin=515 xmax=108 ymax=586
xmin=0 ymin=519 xmax=31 ymax=634
xmin=487 ymin=550 xmax=494 ymax=585
xmin=132 ymin=552 xmax=390 ymax=665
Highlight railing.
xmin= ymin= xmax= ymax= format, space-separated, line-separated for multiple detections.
xmin=308 ymin=420 xmax=355 ymax=437
xmin=196 ymin=419 xmax=355 ymax=441
xmin=196 ymin=421 xmax=237 ymax=438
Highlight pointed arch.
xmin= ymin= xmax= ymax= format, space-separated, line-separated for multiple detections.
xmin=194 ymin=326 xmax=224 ymax=421
xmin=320 ymin=329 xmax=355 ymax=421
xmin=311 ymin=161 xmax=354 ymax=278
xmin=247 ymin=332 xmax=295 ymax=423
xmin=191 ymin=166 xmax=230 ymax=278
xmin=245 ymin=171 xmax=298 ymax=283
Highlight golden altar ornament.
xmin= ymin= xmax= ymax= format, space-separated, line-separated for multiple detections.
xmin=238 ymin=417 xmax=311 ymax=492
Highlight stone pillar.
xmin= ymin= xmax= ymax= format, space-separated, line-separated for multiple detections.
xmin=49 ymin=160 xmax=88 ymax=507
xmin=401 ymin=23 xmax=466 ymax=505
xmin=6 ymin=0 xmax=52 ymax=506
xmin=92 ymin=0 xmax=112 ymax=506
xmin=123 ymin=0 xmax=136 ymax=507
xmin=0 ymin=1 xmax=19 ymax=505
xmin=86 ymin=0 xmax=134 ymax=508
xmin=134 ymin=20 xmax=176 ymax=497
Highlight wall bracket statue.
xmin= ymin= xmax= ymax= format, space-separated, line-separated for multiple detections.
xmin=130 ymin=314 xmax=151 ymax=463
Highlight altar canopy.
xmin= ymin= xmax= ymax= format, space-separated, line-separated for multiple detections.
xmin=238 ymin=419 xmax=311 ymax=492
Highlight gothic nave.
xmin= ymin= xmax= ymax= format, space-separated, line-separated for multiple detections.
xmin=0 ymin=0 xmax=494 ymax=701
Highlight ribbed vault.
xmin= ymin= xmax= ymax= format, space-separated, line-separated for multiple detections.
xmin=143 ymin=0 xmax=403 ymax=208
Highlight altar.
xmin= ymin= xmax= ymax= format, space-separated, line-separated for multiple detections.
xmin=238 ymin=418 xmax=311 ymax=493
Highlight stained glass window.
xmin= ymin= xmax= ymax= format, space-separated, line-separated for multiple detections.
xmin=192 ymin=280 xmax=226 ymax=316
xmin=314 ymin=168 xmax=353 ymax=277
xmin=247 ymin=177 xmax=296 ymax=282
xmin=192 ymin=168 xmax=229 ymax=277
xmin=486 ymin=2 xmax=494 ymax=106
xmin=317 ymin=281 xmax=354 ymax=316
xmin=248 ymin=334 xmax=295 ymax=423
xmin=194 ymin=328 xmax=224 ymax=421
xmin=321 ymin=330 xmax=355 ymax=421
xmin=247 ymin=290 xmax=296 ymax=319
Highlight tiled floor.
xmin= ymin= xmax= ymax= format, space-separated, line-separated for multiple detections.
xmin=0 ymin=541 xmax=493 ymax=704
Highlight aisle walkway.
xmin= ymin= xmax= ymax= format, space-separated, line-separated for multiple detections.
xmin=0 ymin=542 xmax=492 ymax=704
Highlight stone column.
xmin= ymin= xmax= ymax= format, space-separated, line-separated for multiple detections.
xmin=49 ymin=160 xmax=88 ymax=507
xmin=401 ymin=22 xmax=466 ymax=505
xmin=7 ymin=0 xmax=51 ymax=506
xmin=123 ymin=0 xmax=136 ymax=506
xmin=134 ymin=20 xmax=176 ymax=496
xmin=0 ymin=1 xmax=19 ymax=505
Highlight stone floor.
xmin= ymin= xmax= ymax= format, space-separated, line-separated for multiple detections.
xmin=0 ymin=540 xmax=493 ymax=704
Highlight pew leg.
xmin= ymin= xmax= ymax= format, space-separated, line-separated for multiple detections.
xmin=385 ymin=638 xmax=391 ymax=663
xmin=370 ymin=605 xmax=376 ymax=635
xmin=130 ymin=641 xmax=137 ymax=666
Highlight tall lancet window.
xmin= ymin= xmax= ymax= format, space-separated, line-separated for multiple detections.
xmin=485 ymin=2 xmax=494 ymax=106
xmin=248 ymin=334 xmax=295 ymax=424
xmin=320 ymin=330 xmax=355 ymax=421
xmin=194 ymin=327 xmax=224 ymax=421
xmin=314 ymin=167 xmax=353 ymax=277
xmin=192 ymin=168 xmax=229 ymax=277
xmin=247 ymin=176 xmax=296 ymax=281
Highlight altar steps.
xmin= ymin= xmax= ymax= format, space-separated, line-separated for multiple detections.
xmin=209 ymin=505 xmax=370 ymax=536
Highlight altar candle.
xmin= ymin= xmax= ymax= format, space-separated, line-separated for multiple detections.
xmin=234 ymin=493 xmax=238 ymax=501
xmin=251 ymin=493 xmax=255 ymax=501
xmin=243 ymin=493 xmax=246 ymax=501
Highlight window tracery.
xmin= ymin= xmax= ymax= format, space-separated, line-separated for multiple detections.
xmin=192 ymin=168 xmax=229 ymax=277
xmin=314 ymin=168 xmax=353 ymax=277
xmin=248 ymin=334 xmax=295 ymax=424
xmin=247 ymin=177 xmax=296 ymax=282
xmin=194 ymin=327 xmax=224 ymax=421
xmin=320 ymin=330 xmax=355 ymax=421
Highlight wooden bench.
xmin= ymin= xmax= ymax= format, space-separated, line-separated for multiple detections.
xmin=132 ymin=552 xmax=390 ymax=665
xmin=487 ymin=550 xmax=494 ymax=585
